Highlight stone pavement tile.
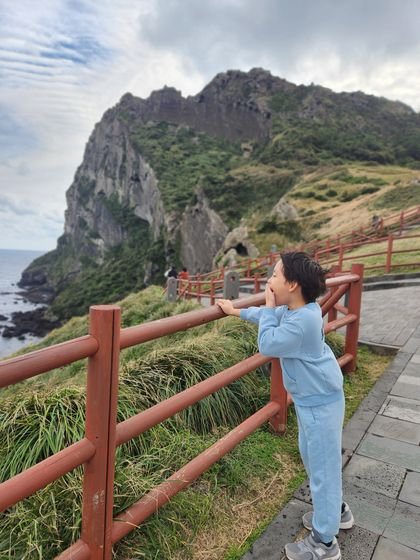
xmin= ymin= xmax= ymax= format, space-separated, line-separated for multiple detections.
xmin=240 ymin=499 xmax=312 ymax=560
xmin=293 ymin=480 xmax=312 ymax=505
xmin=381 ymin=334 xmax=405 ymax=346
xmin=394 ymin=327 xmax=416 ymax=346
xmin=401 ymin=362 xmax=420 ymax=376
xmin=339 ymin=526 xmax=379 ymax=560
xmin=372 ymin=537 xmax=420 ymax=560
xmin=368 ymin=414 xmax=420 ymax=445
xmin=391 ymin=377 xmax=420 ymax=400
xmin=343 ymin=454 xmax=405 ymax=499
xmin=399 ymin=472 xmax=420 ymax=508
xmin=358 ymin=433 xmax=420 ymax=472
xmin=401 ymin=337 xmax=420 ymax=353
xmin=406 ymin=317 xmax=420 ymax=329
xmin=411 ymin=354 xmax=420 ymax=364
xmin=342 ymin=480 xmax=396 ymax=535
xmin=360 ymin=390 xmax=390 ymax=412
xmin=384 ymin=502 xmax=420 ymax=552
xmin=342 ymin=409 xmax=377 ymax=452
xmin=373 ymin=370 xmax=405 ymax=394
xmin=387 ymin=352 xmax=413 ymax=372
xmin=379 ymin=395 xmax=420 ymax=424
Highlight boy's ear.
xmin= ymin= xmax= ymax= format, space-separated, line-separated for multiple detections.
xmin=288 ymin=281 xmax=299 ymax=293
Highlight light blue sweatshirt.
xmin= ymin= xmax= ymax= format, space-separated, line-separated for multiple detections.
xmin=240 ymin=303 xmax=343 ymax=407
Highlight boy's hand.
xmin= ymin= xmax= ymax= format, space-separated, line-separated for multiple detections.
xmin=265 ymin=284 xmax=276 ymax=308
xmin=216 ymin=299 xmax=240 ymax=317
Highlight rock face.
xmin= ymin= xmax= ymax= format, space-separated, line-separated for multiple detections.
xmin=270 ymin=198 xmax=299 ymax=221
xmin=65 ymin=114 xmax=166 ymax=261
xmin=117 ymin=68 xmax=275 ymax=144
xmin=2 ymin=308 xmax=60 ymax=339
xmin=179 ymin=190 xmax=228 ymax=273
xmin=214 ymin=225 xmax=260 ymax=268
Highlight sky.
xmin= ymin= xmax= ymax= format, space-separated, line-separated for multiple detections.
xmin=1 ymin=0 xmax=420 ymax=251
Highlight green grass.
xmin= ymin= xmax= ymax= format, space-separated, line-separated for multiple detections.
xmin=372 ymin=182 xmax=420 ymax=210
xmin=0 ymin=291 xmax=392 ymax=559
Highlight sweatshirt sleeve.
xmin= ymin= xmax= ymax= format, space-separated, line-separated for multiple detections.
xmin=258 ymin=308 xmax=303 ymax=358
xmin=240 ymin=305 xmax=286 ymax=325
xmin=240 ymin=306 xmax=263 ymax=324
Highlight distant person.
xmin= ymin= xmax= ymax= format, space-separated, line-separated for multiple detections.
xmin=217 ymin=251 xmax=354 ymax=560
xmin=178 ymin=267 xmax=189 ymax=281
xmin=371 ymin=214 xmax=380 ymax=231
xmin=164 ymin=266 xmax=178 ymax=279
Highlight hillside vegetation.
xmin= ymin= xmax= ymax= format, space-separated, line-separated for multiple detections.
xmin=1 ymin=288 xmax=391 ymax=559
xmin=247 ymin=163 xmax=420 ymax=254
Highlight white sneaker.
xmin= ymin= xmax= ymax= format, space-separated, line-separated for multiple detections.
xmin=285 ymin=532 xmax=341 ymax=560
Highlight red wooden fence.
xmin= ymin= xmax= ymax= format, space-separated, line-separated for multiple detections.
xmin=0 ymin=265 xmax=363 ymax=558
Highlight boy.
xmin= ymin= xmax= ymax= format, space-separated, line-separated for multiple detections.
xmin=217 ymin=251 xmax=354 ymax=560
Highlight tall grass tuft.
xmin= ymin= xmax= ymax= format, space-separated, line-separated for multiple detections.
xmin=121 ymin=329 xmax=266 ymax=434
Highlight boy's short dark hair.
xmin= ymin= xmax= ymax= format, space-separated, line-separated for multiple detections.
xmin=280 ymin=251 xmax=328 ymax=303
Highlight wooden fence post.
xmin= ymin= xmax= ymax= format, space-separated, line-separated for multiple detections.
xmin=81 ymin=305 xmax=121 ymax=560
xmin=254 ymin=273 xmax=260 ymax=294
xmin=386 ymin=234 xmax=393 ymax=273
xmin=338 ymin=245 xmax=345 ymax=271
xmin=343 ymin=264 xmax=364 ymax=373
xmin=269 ymin=360 xmax=288 ymax=434
xmin=197 ymin=279 xmax=202 ymax=304
xmin=328 ymin=265 xmax=339 ymax=323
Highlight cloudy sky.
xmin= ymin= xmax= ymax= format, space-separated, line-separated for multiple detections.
xmin=1 ymin=0 xmax=419 ymax=251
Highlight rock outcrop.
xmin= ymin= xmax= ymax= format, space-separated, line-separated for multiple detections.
xmin=179 ymin=189 xmax=228 ymax=274
xmin=270 ymin=198 xmax=299 ymax=221
xmin=214 ymin=225 xmax=259 ymax=268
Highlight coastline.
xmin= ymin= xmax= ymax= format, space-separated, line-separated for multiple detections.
xmin=0 ymin=248 xmax=49 ymax=358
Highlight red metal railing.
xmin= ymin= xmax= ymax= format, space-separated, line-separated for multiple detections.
xmin=315 ymin=232 xmax=420 ymax=273
xmin=176 ymin=206 xmax=420 ymax=300
xmin=302 ymin=204 xmax=420 ymax=256
xmin=0 ymin=266 xmax=363 ymax=558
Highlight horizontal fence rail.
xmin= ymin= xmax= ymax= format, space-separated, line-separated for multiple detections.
xmin=0 ymin=266 xmax=363 ymax=559
xmin=0 ymin=335 xmax=98 ymax=389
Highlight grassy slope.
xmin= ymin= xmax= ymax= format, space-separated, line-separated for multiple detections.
xmin=0 ymin=288 xmax=391 ymax=559
xmin=247 ymin=163 xmax=420 ymax=256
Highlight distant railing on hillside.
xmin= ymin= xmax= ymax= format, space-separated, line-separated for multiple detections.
xmin=302 ymin=205 xmax=420 ymax=256
xmin=314 ymin=233 xmax=420 ymax=274
xmin=182 ymin=205 xmax=420 ymax=292
xmin=0 ymin=265 xmax=363 ymax=559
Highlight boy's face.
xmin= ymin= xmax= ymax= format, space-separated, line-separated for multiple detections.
xmin=267 ymin=260 xmax=293 ymax=306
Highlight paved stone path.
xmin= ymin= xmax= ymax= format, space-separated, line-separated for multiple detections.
xmin=242 ymin=285 xmax=420 ymax=560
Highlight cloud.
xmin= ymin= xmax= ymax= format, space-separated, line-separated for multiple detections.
xmin=0 ymin=194 xmax=37 ymax=216
xmin=0 ymin=108 xmax=37 ymax=162
xmin=142 ymin=0 xmax=420 ymax=108
xmin=0 ymin=0 xmax=419 ymax=251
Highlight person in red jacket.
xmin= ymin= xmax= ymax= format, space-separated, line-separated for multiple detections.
xmin=178 ymin=267 xmax=189 ymax=281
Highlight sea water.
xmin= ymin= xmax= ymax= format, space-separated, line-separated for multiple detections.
xmin=0 ymin=248 xmax=45 ymax=359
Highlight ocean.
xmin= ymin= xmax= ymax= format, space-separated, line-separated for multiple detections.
xmin=0 ymin=248 xmax=46 ymax=359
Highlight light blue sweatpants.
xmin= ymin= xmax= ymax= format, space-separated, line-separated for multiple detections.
xmin=295 ymin=393 xmax=345 ymax=543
